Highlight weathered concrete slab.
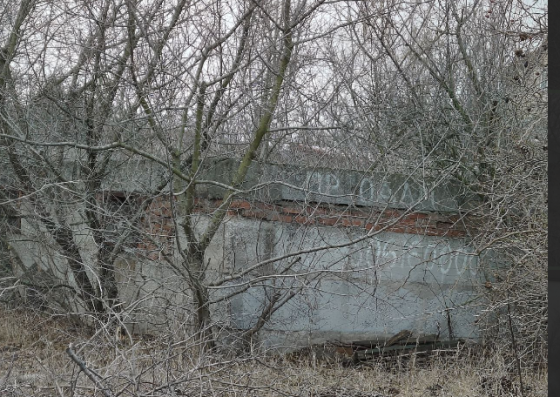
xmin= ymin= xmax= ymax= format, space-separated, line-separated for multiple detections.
xmin=20 ymin=156 xmax=478 ymax=213
xmin=200 ymin=158 xmax=479 ymax=212
xmin=206 ymin=217 xmax=483 ymax=350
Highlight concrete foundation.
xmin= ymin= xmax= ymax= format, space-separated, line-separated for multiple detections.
xmin=6 ymin=158 xmax=489 ymax=350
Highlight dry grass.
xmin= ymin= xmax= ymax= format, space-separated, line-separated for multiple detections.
xmin=0 ymin=306 xmax=547 ymax=397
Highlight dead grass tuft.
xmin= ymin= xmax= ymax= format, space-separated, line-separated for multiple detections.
xmin=0 ymin=306 xmax=548 ymax=397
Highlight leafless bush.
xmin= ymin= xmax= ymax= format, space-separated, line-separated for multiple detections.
xmin=0 ymin=0 xmax=547 ymax=376
xmin=0 ymin=306 xmax=548 ymax=397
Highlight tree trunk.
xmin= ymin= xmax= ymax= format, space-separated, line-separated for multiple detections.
xmin=186 ymin=247 xmax=215 ymax=350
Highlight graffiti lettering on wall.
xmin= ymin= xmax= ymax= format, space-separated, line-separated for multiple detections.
xmin=303 ymin=170 xmax=457 ymax=209
xmin=351 ymin=236 xmax=478 ymax=282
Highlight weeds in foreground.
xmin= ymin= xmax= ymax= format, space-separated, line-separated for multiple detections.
xmin=0 ymin=307 xmax=547 ymax=397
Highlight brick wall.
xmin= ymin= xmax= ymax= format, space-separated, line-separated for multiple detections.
xmin=137 ymin=196 xmax=471 ymax=260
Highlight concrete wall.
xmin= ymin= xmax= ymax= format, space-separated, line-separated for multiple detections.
xmin=204 ymin=216 xmax=482 ymax=350
xmin=199 ymin=158 xmax=478 ymax=212
xmin=132 ymin=159 xmax=485 ymax=349
xmin=6 ymin=158 xmax=489 ymax=349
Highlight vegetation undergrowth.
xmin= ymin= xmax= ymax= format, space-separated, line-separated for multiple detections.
xmin=0 ymin=305 xmax=547 ymax=397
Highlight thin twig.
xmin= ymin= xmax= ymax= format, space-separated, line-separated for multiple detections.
xmin=507 ymin=303 xmax=525 ymax=397
xmin=66 ymin=343 xmax=115 ymax=397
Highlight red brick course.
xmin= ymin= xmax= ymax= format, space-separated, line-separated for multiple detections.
xmin=136 ymin=196 xmax=471 ymax=256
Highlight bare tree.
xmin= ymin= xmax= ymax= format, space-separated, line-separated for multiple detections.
xmin=338 ymin=0 xmax=548 ymax=366
xmin=2 ymin=0 xmax=402 ymax=349
xmin=0 ymin=0 xmax=547 ymax=369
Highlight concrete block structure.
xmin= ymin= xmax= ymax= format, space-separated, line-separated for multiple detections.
xmin=5 ymin=158 xmax=493 ymax=350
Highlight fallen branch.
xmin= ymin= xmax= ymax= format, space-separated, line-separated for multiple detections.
xmin=66 ymin=343 xmax=115 ymax=397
